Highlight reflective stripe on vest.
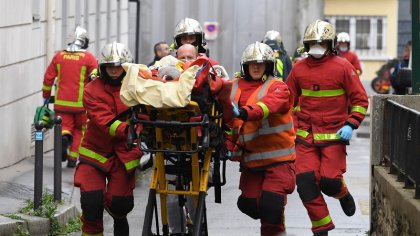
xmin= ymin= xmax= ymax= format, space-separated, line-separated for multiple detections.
xmin=351 ymin=105 xmax=367 ymax=115
xmin=79 ymin=147 xmax=108 ymax=163
xmin=231 ymin=76 xmax=295 ymax=166
xmin=301 ymin=88 xmax=345 ymax=97
xmin=293 ymin=106 xmax=301 ymax=111
xmin=109 ymin=120 xmax=122 ymax=137
xmin=242 ymin=121 xmax=293 ymax=142
xmin=311 ymin=214 xmax=332 ymax=227
xmin=54 ymin=64 xmax=86 ymax=108
xmin=242 ymin=147 xmax=295 ymax=163
xmin=276 ymin=58 xmax=284 ymax=79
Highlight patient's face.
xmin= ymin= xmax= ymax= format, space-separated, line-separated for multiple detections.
xmin=177 ymin=49 xmax=197 ymax=62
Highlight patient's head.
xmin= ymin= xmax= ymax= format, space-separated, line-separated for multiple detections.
xmin=177 ymin=44 xmax=198 ymax=62
xmin=157 ymin=66 xmax=181 ymax=82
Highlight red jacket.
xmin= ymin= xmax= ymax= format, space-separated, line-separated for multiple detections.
xmin=43 ymin=50 xmax=97 ymax=112
xmin=78 ymin=78 xmax=142 ymax=173
xmin=337 ymin=50 xmax=362 ymax=75
xmin=286 ymin=55 xmax=368 ymax=145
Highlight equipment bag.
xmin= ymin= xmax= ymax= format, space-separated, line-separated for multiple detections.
xmin=34 ymin=98 xmax=55 ymax=129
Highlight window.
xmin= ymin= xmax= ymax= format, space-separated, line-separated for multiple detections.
xmin=326 ymin=16 xmax=387 ymax=59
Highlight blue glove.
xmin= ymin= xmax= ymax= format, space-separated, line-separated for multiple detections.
xmin=232 ymin=102 xmax=240 ymax=117
xmin=336 ymin=125 xmax=353 ymax=141
xmin=226 ymin=151 xmax=232 ymax=160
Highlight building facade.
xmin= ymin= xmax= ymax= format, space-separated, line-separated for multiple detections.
xmin=0 ymin=0 xmax=324 ymax=168
xmin=0 ymin=0 xmax=130 ymax=168
xmin=324 ymin=0 xmax=399 ymax=81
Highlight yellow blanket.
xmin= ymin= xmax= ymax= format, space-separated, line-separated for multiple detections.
xmin=120 ymin=63 xmax=200 ymax=108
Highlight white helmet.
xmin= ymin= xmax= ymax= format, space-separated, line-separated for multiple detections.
xmin=98 ymin=41 xmax=133 ymax=66
xmin=66 ymin=26 xmax=89 ymax=52
xmin=262 ymin=30 xmax=283 ymax=52
xmin=173 ymin=18 xmax=206 ymax=50
xmin=240 ymin=42 xmax=275 ymax=80
xmin=337 ymin=32 xmax=350 ymax=43
xmin=98 ymin=42 xmax=133 ymax=86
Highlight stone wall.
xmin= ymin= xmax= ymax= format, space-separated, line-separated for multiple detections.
xmin=370 ymin=95 xmax=420 ymax=235
xmin=371 ymin=167 xmax=420 ymax=235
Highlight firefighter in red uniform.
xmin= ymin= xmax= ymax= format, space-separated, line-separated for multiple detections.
xmin=286 ymin=20 xmax=369 ymax=236
xmin=336 ymin=32 xmax=363 ymax=76
xmin=74 ymin=42 xmax=143 ymax=236
xmin=229 ymin=41 xmax=296 ymax=236
xmin=262 ymin=30 xmax=293 ymax=81
xmin=42 ymin=26 xmax=97 ymax=167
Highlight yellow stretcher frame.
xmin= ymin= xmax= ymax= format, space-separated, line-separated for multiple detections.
xmin=133 ymin=101 xmax=225 ymax=236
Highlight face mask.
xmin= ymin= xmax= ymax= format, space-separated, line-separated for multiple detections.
xmin=308 ymin=44 xmax=326 ymax=59
xmin=339 ymin=46 xmax=348 ymax=52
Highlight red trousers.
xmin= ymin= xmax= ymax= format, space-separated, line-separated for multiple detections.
xmin=56 ymin=111 xmax=87 ymax=161
xmin=295 ymin=141 xmax=348 ymax=233
xmin=74 ymin=158 xmax=136 ymax=235
xmin=239 ymin=163 xmax=295 ymax=236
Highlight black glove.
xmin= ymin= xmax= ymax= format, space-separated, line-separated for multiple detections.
xmin=237 ymin=108 xmax=248 ymax=121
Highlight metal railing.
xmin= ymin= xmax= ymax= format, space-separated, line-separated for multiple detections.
xmin=33 ymin=116 xmax=63 ymax=210
xmin=383 ymin=100 xmax=420 ymax=199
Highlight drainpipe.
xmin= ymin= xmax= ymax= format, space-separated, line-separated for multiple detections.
xmin=129 ymin=0 xmax=140 ymax=62
xmin=47 ymin=0 xmax=55 ymax=62
xmin=412 ymin=0 xmax=420 ymax=94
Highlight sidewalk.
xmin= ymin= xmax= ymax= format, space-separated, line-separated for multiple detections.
xmin=0 ymin=151 xmax=78 ymax=236
xmin=0 ymin=128 xmax=370 ymax=236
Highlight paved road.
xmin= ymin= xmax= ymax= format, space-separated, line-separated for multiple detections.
xmin=0 ymin=129 xmax=370 ymax=236
xmin=67 ymin=130 xmax=370 ymax=236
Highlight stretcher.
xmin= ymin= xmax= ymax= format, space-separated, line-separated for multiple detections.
xmin=120 ymin=59 xmax=230 ymax=236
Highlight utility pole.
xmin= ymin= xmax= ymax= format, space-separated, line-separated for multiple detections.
xmin=412 ymin=0 xmax=420 ymax=94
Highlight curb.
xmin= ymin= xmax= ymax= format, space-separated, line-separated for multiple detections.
xmin=0 ymin=203 xmax=79 ymax=236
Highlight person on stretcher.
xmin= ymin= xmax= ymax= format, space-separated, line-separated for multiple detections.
xmin=135 ymin=44 xmax=234 ymax=123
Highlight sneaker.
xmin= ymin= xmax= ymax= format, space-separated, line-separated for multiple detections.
xmin=67 ymin=159 xmax=77 ymax=168
xmin=339 ymin=193 xmax=356 ymax=216
xmin=114 ymin=217 xmax=129 ymax=236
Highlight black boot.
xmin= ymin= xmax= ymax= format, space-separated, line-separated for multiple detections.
xmin=313 ymin=231 xmax=328 ymax=236
xmin=114 ymin=217 xmax=129 ymax=236
xmin=61 ymin=135 xmax=71 ymax=162
xmin=339 ymin=193 xmax=356 ymax=216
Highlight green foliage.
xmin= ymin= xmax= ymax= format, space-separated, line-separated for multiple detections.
xmin=4 ymin=214 xmax=23 ymax=220
xmin=12 ymin=225 xmax=30 ymax=236
xmin=59 ymin=217 xmax=82 ymax=234
xmin=19 ymin=192 xmax=59 ymax=219
xmin=17 ymin=192 xmax=81 ymax=235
